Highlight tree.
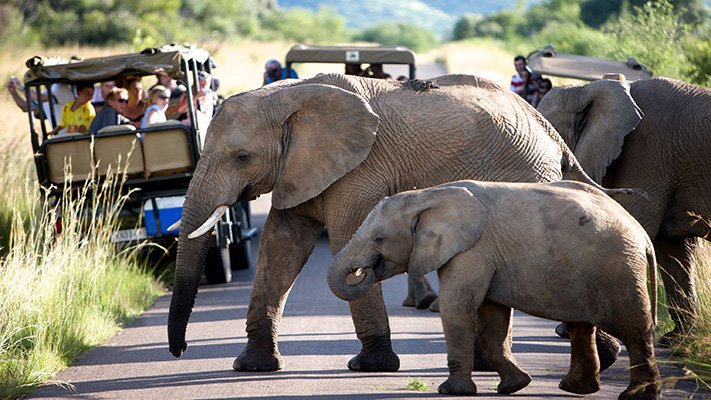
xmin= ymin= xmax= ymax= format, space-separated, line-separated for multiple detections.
xmin=354 ymin=22 xmax=439 ymax=53
xmin=603 ymin=0 xmax=693 ymax=80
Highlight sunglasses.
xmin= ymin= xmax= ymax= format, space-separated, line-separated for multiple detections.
xmin=157 ymin=95 xmax=169 ymax=100
xmin=117 ymin=98 xmax=128 ymax=103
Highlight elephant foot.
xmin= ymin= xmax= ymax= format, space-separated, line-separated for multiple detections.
xmin=559 ymin=372 xmax=600 ymax=394
xmin=347 ymin=349 xmax=400 ymax=372
xmin=619 ymin=383 xmax=661 ymax=400
xmin=429 ymin=297 xmax=439 ymax=312
xmin=597 ymin=330 xmax=622 ymax=372
xmin=555 ymin=322 xmax=570 ymax=339
xmin=498 ymin=370 xmax=532 ymax=394
xmin=401 ymin=291 xmax=437 ymax=309
xmin=233 ymin=344 xmax=284 ymax=372
xmin=416 ymin=293 xmax=437 ymax=310
xmin=402 ymin=275 xmax=437 ymax=309
xmin=658 ymin=327 xmax=683 ymax=348
xmin=472 ymin=346 xmax=495 ymax=372
xmin=438 ymin=377 xmax=477 ymax=395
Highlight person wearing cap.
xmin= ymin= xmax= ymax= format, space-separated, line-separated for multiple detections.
xmin=262 ymin=59 xmax=298 ymax=86
xmin=195 ymin=71 xmax=219 ymax=121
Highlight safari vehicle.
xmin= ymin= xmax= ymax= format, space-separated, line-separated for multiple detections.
xmin=284 ymin=44 xmax=417 ymax=80
xmin=527 ymin=44 xmax=653 ymax=81
xmin=21 ymin=44 xmax=256 ymax=284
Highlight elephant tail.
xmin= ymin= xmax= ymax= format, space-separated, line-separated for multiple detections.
xmin=560 ymin=149 xmax=648 ymax=199
xmin=646 ymin=243 xmax=658 ymax=328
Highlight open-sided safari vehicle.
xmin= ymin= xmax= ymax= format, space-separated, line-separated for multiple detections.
xmin=527 ymin=44 xmax=653 ymax=81
xmin=22 ymin=44 xmax=256 ymax=284
xmin=285 ymin=44 xmax=417 ymax=80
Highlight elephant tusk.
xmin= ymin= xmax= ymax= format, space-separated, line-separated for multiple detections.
xmin=187 ymin=205 xmax=228 ymax=239
xmin=346 ymin=267 xmax=368 ymax=286
xmin=167 ymin=220 xmax=181 ymax=232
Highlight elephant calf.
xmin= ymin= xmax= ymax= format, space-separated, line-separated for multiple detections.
xmin=327 ymin=180 xmax=661 ymax=399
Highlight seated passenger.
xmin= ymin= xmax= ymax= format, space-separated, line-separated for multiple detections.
xmin=7 ymin=76 xmax=74 ymax=129
xmin=345 ymin=63 xmax=364 ymax=76
xmin=196 ymin=71 xmax=219 ymax=119
xmin=140 ymin=85 xmax=170 ymax=128
xmin=262 ymin=59 xmax=298 ymax=86
xmin=88 ymin=87 xmax=132 ymax=134
xmin=123 ymin=79 xmax=147 ymax=127
xmin=364 ymin=63 xmax=391 ymax=79
xmin=47 ymin=83 xmax=96 ymax=137
xmin=91 ymin=81 xmax=116 ymax=111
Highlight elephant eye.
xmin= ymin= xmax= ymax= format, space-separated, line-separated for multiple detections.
xmin=235 ymin=152 xmax=250 ymax=164
xmin=373 ymin=236 xmax=384 ymax=245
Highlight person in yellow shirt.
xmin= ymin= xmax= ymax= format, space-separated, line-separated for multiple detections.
xmin=48 ymin=83 xmax=96 ymax=137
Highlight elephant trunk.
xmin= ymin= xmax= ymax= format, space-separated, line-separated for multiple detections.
xmin=327 ymin=242 xmax=381 ymax=302
xmin=167 ymin=163 xmax=237 ymax=357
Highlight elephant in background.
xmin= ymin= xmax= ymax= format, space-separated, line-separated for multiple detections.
xmin=327 ymin=180 xmax=660 ymax=399
xmin=537 ymin=77 xmax=711 ymax=345
xmin=167 ymin=73 xmax=625 ymax=373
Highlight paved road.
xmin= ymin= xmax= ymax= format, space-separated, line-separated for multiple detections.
xmin=28 ymin=191 xmax=708 ymax=399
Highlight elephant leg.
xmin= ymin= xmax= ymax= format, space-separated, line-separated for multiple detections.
xmin=234 ymin=209 xmax=323 ymax=371
xmin=559 ymin=322 xmax=600 ymax=394
xmin=477 ymin=301 xmax=531 ymax=394
xmin=553 ymin=325 xmax=620 ymax=372
xmin=437 ymin=292 xmax=478 ymax=395
xmin=402 ymin=274 xmax=437 ymax=309
xmin=616 ymin=326 xmax=662 ymax=400
xmin=347 ymin=283 xmax=400 ymax=372
xmin=655 ymin=236 xmax=698 ymax=347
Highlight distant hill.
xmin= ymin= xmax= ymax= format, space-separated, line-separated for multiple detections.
xmin=277 ymin=0 xmax=711 ymax=40
xmin=276 ymin=0 xmax=539 ymax=39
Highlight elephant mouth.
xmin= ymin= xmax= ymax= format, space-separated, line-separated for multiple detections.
xmin=347 ymin=255 xmax=384 ymax=286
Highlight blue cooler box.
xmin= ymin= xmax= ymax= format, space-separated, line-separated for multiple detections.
xmin=143 ymin=196 xmax=185 ymax=236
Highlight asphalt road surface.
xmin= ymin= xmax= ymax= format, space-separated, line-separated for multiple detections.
xmin=28 ymin=190 xmax=709 ymax=400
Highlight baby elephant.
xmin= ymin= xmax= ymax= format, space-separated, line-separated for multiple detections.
xmin=327 ymin=180 xmax=661 ymax=399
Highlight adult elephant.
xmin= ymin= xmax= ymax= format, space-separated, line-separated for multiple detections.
xmin=167 ymin=73 xmax=622 ymax=372
xmin=537 ymin=77 xmax=711 ymax=345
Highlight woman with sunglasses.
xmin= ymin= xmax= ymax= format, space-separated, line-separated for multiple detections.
xmin=88 ymin=87 xmax=132 ymax=134
xmin=140 ymin=85 xmax=170 ymax=128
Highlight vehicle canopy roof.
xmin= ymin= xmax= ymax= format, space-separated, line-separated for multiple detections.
xmin=527 ymin=45 xmax=653 ymax=81
xmin=23 ymin=43 xmax=213 ymax=85
xmin=285 ymin=44 xmax=416 ymax=65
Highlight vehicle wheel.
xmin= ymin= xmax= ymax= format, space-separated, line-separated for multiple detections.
xmin=230 ymin=240 xmax=252 ymax=270
xmin=204 ymin=246 xmax=232 ymax=284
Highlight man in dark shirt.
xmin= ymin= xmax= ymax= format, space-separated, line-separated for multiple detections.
xmin=88 ymin=87 xmax=132 ymax=134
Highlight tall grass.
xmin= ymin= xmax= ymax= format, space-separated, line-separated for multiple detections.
xmin=665 ymin=242 xmax=711 ymax=390
xmin=0 ymin=141 xmax=163 ymax=398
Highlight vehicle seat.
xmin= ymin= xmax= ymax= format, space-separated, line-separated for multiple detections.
xmin=94 ymin=125 xmax=144 ymax=178
xmin=142 ymin=121 xmax=193 ymax=178
xmin=44 ymin=133 xmax=93 ymax=185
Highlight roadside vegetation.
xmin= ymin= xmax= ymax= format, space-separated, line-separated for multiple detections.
xmin=0 ymin=144 xmax=163 ymax=399
xmin=0 ymin=0 xmax=709 ymax=397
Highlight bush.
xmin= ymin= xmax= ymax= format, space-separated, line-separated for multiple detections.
xmin=530 ymin=21 xmax=610 ymax=56
xmin=259 ymin=6 xmax=350 ymax=43
xmin=354 ymin=22 xmax=439 ymax=53
xmin=603 ymin=0 xmax=694 ymax=81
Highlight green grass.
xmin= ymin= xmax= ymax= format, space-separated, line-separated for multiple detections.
xmin=405 ymin=378 xmax=430 ymax=391
xmin=0 ymin=146 xmax=164 ymax=399
xmin=663 ymin=242 xmax=711 ymax=391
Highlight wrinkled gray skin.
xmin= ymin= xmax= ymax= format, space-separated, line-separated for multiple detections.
xmin=167 ymin=73 xmax=614 ymax=373
xmin=328 ymin=180 xmax=661 ymax=399
xmin=538 ymin=77 xmax=711 ymax=344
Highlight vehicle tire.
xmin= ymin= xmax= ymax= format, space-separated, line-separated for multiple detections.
xmin=204 ymin=246 xmax=232 ymax=284
xmin=230 ymin=240 xmax=252 ymax=270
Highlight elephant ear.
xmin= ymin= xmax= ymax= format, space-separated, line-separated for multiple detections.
xmin=538 ymin=79 xmax=642 ymax=183
xmin=270 ymin=83 xmax=379 ymax=209
xmin=407 ymin=186 xmax=488 ymax=277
